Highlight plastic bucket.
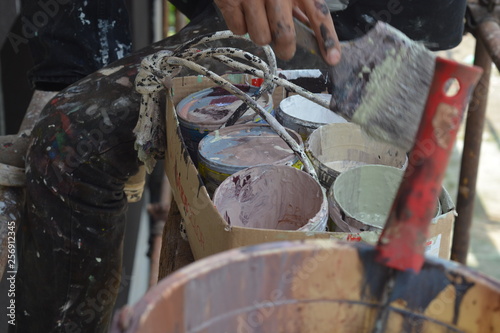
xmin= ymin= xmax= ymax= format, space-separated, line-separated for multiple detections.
xmin=276 ymin=93 xmax=347 ymax=140
xmin=328 ymin=165 xmax=441 ymax=232
xmin=198 ymin=124 xmax=303 ymax=195
xmin=213 ymin=165 xmax=328 ymax=232
xmin=306 ymin=122 xmax=408 ymax=189
xmin=111 ymin=240 xmax=500 ymax=333
xmin=176 ymin=85 xmax=273 ymax=163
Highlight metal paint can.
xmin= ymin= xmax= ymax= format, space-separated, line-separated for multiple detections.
xmin=176 ymin=85 xmax=273 ymax=163
xmin=328 ymin=164 xmax=441 ymax=232
xmin=306 ymin=122 xmax=408 ymax=189
xmin=213 ymin=164 xmax=328 ymax=231
xmin=198 ymin=124 xmax=303 ymax=195
xmin=276 ymin=93 xmax=347 ymax=140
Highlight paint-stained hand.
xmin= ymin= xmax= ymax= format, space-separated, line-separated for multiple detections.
xmin=214 ymin=0 xmax=341 ymax=65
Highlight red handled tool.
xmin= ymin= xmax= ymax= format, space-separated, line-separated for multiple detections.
xmin=375 ymin=57 xmax=483 ymax=272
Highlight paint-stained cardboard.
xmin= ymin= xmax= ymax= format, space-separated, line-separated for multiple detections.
xmin=164 ymin=73 xmax=455 ymax=261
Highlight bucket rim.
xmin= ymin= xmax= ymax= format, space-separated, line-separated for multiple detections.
xmin=212 ymin=164 xmax=328 ymax=232
xmin=277 ymin=93 xmax=339 ymax=127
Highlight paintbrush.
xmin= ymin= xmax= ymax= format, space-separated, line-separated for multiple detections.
xmin=293 ymin=18 xmax=436 ymax=151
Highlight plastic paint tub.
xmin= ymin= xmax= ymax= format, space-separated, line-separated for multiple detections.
xmin=213 ymin=165 xmax=328 ymax=232
xmin=176 ymin=85 xmax=273 ymax=162
xmin=328 ymin=164 xmax=441 ymax=232
xmin=276 ymin=93 xmax=347 ymax=140
xmin=306 ymin=122 xmax=408 ymax=189
xmin=198 ymin=124 xmax=303 ymax=195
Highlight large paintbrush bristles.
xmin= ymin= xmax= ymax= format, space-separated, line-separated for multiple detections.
xmin=329 ymin=22 xmax=436 ymax=152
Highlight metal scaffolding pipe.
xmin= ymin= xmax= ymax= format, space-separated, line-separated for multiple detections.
xmin=476 ymin=18 xmax=500 ymax=71
xmin=451 ymin=37 xmax=492 ymax=264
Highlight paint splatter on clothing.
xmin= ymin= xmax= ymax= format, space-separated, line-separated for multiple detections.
xmin=22 ymin=0 xmax=132 ymax=91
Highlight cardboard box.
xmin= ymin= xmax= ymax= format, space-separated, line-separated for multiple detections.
xmin=164 ymin=72 xmax=455 ymax=261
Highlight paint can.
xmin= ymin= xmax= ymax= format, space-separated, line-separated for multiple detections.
xmin=328 ymin=164 xmax=441 ymax=232
xmin=306 ymin=122 xmax=408 ymax=189
xmin=276 ymin=93 xmax=347 ymax=140
xmin=176 ymin=85 xmax=273 ymax=163
xmin=198 ymin=124 xmax=303 ymax=195
xmin=213 ymin=165 xmax=328 ymax=232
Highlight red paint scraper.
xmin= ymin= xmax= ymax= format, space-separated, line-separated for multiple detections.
xmin=294 ymin=18 xmax=482 ymax=272
xmin=375 ymin=57 xmax=482 ymax=272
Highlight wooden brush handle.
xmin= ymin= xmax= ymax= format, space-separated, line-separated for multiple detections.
xmin=375 ymin=57 xmax=482 ymax=272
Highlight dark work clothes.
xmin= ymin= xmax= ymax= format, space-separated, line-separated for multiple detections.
xmin=170 ymin=0 xmax=468 ymax=50
xmin=332 ymin=0 xmax=467 ymax=50
xmin=13 ymin=1 xmax=467 ymax=332
xmin=169 ymin=0 xmax=214 ymax=20
xmin=21 ymin=0 xmax=133 ymax=91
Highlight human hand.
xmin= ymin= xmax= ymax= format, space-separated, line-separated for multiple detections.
xmin=214 ymin=0 xmax=341 ymax=65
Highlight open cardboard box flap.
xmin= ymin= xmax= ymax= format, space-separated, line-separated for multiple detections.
xmin=164 ymin=73 xmax=455 ymax=261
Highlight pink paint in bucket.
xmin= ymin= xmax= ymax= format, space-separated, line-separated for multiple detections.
xmin=198 ymin=124 xmax=303 ymax=195
xmin=213 ymin=165 xmax=328 ymax=231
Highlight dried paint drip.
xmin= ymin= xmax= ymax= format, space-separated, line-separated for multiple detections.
xmin=213 ymin=165 xmax=328 ymax=231
xmin=276 ymin=94 xmax=347 ymax=140
xmin=306 ymin=122 xmax=408 ymax=189
xmin=198 ymin=124 xmax=303 ymax=195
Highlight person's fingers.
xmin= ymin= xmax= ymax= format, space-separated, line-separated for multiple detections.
xmin=214 ymin=0 xmax=247 ymax=35
xmin=265 ymin=0 xmax=296 ymax=60
xmin=300 ymin=0 xmax=341 ymax=65
xmin=241 ymin=0 xmax=272 ymax=46
xmin=214 ymin=0 xmax=341 ymax=65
